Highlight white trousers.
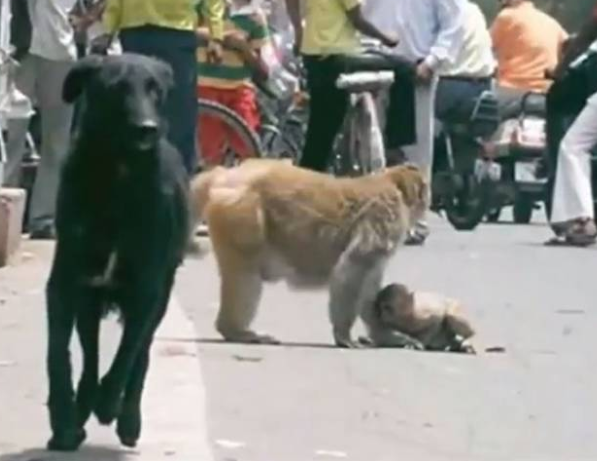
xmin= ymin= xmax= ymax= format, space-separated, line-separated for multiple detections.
xmin=551 ymin=92 xmax=597 ymax=224
xmin=401 ymin=77 xmax=439 ymax=232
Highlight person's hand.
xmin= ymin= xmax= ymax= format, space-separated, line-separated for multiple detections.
xmin=89 ymin=33 xmax=112 ymax=55
xmin=415 ymin=61 xmax=433 ymax=83
xmin=381 ymin=35 xmax=399 ymax=48
xmin=195 ymin=27 xmax=211 ymax=46
xmin=207 ymin=39 xmax=224 ymax=64
xmin=223 ymin=32 xmax=250 ymax=53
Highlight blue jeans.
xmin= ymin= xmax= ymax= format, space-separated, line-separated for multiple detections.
xmin=435 ymin=77 xmax=491 ymax=124
xmin=120 ymin=26 xmax=198 ymax=175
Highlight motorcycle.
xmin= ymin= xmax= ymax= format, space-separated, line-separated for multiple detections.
xmin=487 ymin=91 xmax=548 ymax=224
xmin=431 ymin=87 xmax=502 ymax=231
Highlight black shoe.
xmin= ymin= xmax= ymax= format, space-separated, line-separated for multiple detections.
xmin=29 ymin=224 xmax=56 ymax=240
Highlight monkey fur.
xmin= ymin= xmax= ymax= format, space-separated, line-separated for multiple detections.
xmin=372 ymin=283 xmax=477 ymax=353
xmin=191 ymin=159 xmax=429 ymax=349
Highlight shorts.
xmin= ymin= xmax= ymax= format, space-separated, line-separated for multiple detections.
xmin=197 ymin=84 xmax=260 ymax=167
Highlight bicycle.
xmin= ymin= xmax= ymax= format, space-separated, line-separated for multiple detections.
xmin=330 ymin=49 xmax=416 ymax=177
xmin=256 ymin=70 xmax=308 ymax=163
xmin=196 ymin=98 xmax=263 ymax=168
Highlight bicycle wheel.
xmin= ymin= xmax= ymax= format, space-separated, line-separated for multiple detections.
xmin=197 ymin=99 xmax=262 ymax=167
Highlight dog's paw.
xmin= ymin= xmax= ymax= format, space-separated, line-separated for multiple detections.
xmin=116 ymin=404 xmax=141 ymax=448
xmin=94 ymin=384 xmax=123 ymax=425
xmin=47 ymin=428 xmax=86 ymax=452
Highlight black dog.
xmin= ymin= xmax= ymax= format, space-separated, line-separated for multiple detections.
xmin=46 ymin=53 xmax=189 ymax=451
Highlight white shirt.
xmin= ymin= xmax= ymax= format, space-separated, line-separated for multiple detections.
xmin=440 ymin=1 xmax=496 ymax=78
xmin=362 ymin=0 xmax=466 ymax=71
xmin=28 ymin=0 xmax=78 ymax=61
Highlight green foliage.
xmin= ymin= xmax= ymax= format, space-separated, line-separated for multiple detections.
xmin=474 ymin=0 xmax=594 ymax=31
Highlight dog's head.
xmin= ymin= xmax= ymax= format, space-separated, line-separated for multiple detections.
xmin=385 ymin=164 xmax=429 ymax=225
xmin=63 ymin=53 xmax=173 ymax=151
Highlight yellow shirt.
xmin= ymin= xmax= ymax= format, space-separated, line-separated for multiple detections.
xmin=491 ymin=1 xmax=567 ymax=92
xmin=301 ymin=0 xmax=361 ymax=56
xmin=103 ymin=0 xmax=224 ymax=40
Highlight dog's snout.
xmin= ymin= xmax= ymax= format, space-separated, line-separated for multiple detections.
xmin=136 ymin=119 xmax=158 ymax=132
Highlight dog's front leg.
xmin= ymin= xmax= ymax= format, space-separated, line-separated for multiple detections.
xmin=117 ymin=269 xmax=175 ymax=448
xmin=46 ymin=266 xmax=85 ymax=451
xmin=94 ymin=285 xmax=165 ymax=426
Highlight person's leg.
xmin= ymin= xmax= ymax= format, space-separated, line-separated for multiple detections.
xmin=300 ymin=56 xmax=349 ymax=172
xmin=3 ymin=54 xmax=37 ymax=187
xmin=401 ymin=77 xmax=439 ymax=244
xmin=120 ymin=27 xmax=198 ymax=175
xmin=550 ymin=92 xmax=597 ymax=241
xmin=496 ymin=85 xmax=527 ymax=118
xmin=28 ymin=57 xmax=74 ymax=237
xmin=435 ymin=79 xmax=489 ymax=123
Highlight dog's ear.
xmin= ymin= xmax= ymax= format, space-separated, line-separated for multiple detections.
xmin=62 ymin=55 xmax=104 ymax=104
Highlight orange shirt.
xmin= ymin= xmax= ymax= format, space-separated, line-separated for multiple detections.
xmin=491 ymin=1 xmax=568 ymax=92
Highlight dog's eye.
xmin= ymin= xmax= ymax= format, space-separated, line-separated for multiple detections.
xmin=146 ymin=80 xmax=161 ymax=102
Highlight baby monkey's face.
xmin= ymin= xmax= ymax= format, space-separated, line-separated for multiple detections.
xmin=374 ymin=283 xmax=414 ymax=327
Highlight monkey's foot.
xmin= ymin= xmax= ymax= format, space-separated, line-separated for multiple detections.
xmin=335 ymin=337 xmax=367 ymax=349
xmin=47 ymin=428 xmax=87 ymax=452
xmin=223 ymin=331 xmax=281 ymax=345
xmin=404 ymin=339 xmax=425 ymax=351
xmin=357 ymin=336 xmax=375 ymax=347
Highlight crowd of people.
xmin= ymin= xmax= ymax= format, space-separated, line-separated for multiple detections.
xmin=1 ymin=0 xmax=597 ymax=247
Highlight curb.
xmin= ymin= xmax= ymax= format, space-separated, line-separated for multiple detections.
xmin=0 ymin=188 xmax=26 ymax=267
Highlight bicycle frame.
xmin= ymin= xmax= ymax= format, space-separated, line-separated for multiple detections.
xmin=334 ymin=71 xmax=394 ymax=176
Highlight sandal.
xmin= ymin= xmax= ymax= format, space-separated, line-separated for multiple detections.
xmin=566 ymin=218 xmax=597 ymax=246
xmin=547 ymin=218 xmax=597 ymax=247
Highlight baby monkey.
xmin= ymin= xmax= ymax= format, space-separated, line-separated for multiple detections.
xmin=371 ymin=283 xmax=476 ymax=353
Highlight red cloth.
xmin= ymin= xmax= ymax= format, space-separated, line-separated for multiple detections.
xmin=197 ymin=85 xmax=260 ymax=167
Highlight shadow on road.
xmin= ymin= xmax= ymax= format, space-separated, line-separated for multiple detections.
xmin=156 ymin=336 xmax=339 ymax=349
xmin=0 ymin=445 xmax=130 ymax=461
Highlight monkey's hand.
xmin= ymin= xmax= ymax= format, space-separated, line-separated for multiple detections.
xmin=368 ymin=329 xmax=425 ymax=350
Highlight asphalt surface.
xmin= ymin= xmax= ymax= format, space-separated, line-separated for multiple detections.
xmin=1 ymin=212 xmax=597 ymax=461
xmin=177 ymin=212 xmax=597 ymax=461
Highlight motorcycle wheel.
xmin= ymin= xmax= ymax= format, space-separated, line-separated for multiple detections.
xmin=445 ymin=174 xmax=492 ymax=231
xmin=486 ymin=208 xmax=502 ymax=223
xmin=513 ymin=194 xmax=534 ymax=224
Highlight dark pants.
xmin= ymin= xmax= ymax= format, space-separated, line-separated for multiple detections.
xmin=435 ymin=77 xmax=491 ymax=123
xmin=120 ymin=26 xmax=198 ymax=175
xmin=300 ymin=55 xmax=349 ymax=172
xmin=385 ymin=72 xmax=417 ymax=149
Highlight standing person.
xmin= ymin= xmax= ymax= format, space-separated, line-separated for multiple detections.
xmin=363 ymin=0 xmax=466 ymax=245
xmin=547 ymin=2 xmax=597 ymax=246
xmin=490 ymin=0 xmax=568 ymax=114
xmin=195 ymin=0 xmax=270 ymax=169
xmin=2 ymin=0 xmax=79 ymax=239
xmin=435 ymin=0 xmax=496 ymax=123
xmin=284 ymin=0 xmax=398 ymax=173
xmin=95 ymin=0 xmax=226 ymax=175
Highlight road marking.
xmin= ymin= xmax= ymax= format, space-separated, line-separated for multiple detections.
xmin=140 ymin=295 xmax=214 ymax=461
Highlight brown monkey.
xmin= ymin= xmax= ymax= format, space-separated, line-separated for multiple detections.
xmin=370 ymin=283 xmax=476 ymax=353
xmin=190 ymin=158 xmax=428 ymax=348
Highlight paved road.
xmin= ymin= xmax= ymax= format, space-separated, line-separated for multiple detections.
xmin=1 ymin=213 xmax=597 ymax=461
xmin=177 ymin=213 xmax=597 ymax=461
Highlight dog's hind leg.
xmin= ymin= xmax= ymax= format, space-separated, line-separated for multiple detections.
xmin=116 ymin=271 xmax=174 ymax=448
xmin=75 ymin=302 xmax=101 ymax=430
xmin=46 ymin=268 xmax=86 ymax=451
